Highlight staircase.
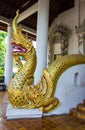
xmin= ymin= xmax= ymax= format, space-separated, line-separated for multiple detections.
xmin=70 ymin=99 xmax=85 ymax=120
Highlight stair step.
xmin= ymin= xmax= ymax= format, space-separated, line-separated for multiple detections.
xmin=70 ymin=108 xmax=78 ymax=117
xmin=77 ymin=103 xmax=85 ymax=112
xmin=70 ymin=108 xmax=85 ymax=120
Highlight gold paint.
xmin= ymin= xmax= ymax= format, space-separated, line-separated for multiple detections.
xmin=8 ymin=11 xmax=85 ymax=113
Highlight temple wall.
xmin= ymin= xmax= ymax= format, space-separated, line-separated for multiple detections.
xmin=80 ymin=0 xmax=85 ymax=24
xmin=55 ymin=8 xmax=77 ymax=54
xmin=46 ymin=0 xmax=85 ymax=115
xmin=48 ymin=0 xmax=85 ymax=64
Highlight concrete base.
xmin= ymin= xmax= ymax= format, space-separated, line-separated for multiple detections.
xmin=6 ymin=104 xmax=42 ymax=120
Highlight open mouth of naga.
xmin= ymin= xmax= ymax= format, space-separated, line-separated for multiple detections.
xmin=11 ymin=42 xmax=27 ymax=53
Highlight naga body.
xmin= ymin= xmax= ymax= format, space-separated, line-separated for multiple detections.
xmin=8 ymin=11 xmax=85 ymax=113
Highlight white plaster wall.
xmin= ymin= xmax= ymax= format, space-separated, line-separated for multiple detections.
xmin=43 ymin=64 xmax=85 ymax=116
xmin=55 ymin=9 xmax=74 ymax=29
xmin=80 ymin=0 xmax=85 ymax=24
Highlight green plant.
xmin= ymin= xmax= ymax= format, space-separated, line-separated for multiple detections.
xmin=0 ymin=30 xmax=7 ymax=76
xmin=0 ymin=69 xmax=4 ymax=75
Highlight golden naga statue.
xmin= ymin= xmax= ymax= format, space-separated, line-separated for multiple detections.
xmin=8 ymin=10 xmax=85 ymax=113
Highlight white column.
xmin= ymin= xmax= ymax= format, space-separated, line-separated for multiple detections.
xmin=4 ymin=24 xmax=13 ymax=89
xmin=72 ymin=0 xmax=80 ymax=54
xmin=34 ymin=0 xmax=50 ymax=85
xmin=74 ymin=0 xmax=80 ymax=26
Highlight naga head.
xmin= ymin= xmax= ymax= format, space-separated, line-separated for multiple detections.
xmin=11 ymin=10 xmax=33 ymax=55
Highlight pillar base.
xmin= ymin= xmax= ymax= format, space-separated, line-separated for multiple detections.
xmin=6 ymin=104 xmax=42 ymax=120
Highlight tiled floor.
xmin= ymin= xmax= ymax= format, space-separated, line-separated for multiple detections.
xmin=0 ymin=91 xmax=85 ymax=130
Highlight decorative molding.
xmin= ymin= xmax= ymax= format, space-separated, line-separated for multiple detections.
xmin=48 ymin=24 xmax=71 ymax=65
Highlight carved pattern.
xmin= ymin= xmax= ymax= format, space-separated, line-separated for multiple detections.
xmin=48 ymin=25 xmax=70 ymax=65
